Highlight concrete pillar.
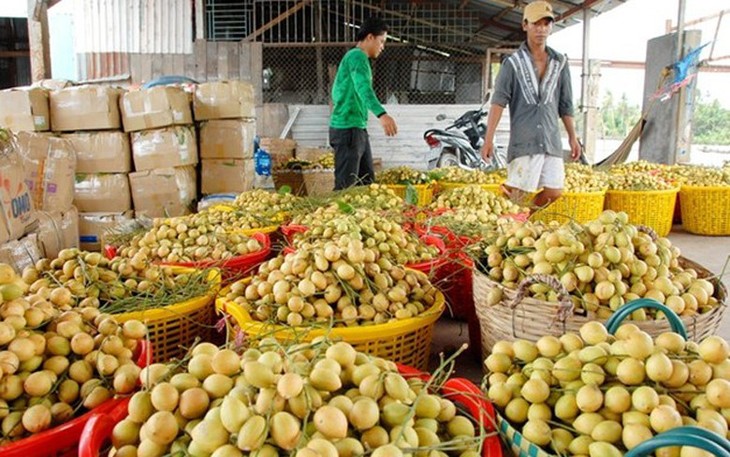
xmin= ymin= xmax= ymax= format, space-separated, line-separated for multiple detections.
xmin=27 ymin=0 xmax=52 ymax=81
xmin=639 ymin=30 xmax=701 ymax=164
xmin=581 ymin=60 xmax=601 ymax=162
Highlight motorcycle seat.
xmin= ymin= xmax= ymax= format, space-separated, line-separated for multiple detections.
xmin=424 ymin=129 xmax=469 ymax=140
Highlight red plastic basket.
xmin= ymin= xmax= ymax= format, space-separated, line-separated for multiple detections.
xmin=396 ymin=364 xmax=503 ymax=457
xmin=80 ymin=362 xmax=501 ymax=457
xmin=280 ymin=224 xmax=308 ymax=245
xmin=0 ymin=341 xmax=151 ymax=457
xmin=160 ymin=232 xmax=272 ymax=279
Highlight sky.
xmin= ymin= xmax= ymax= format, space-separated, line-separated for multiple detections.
xmin=549 ymin=0 xmax=730 ymax=108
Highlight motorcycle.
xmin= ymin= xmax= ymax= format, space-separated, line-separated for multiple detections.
xmin=424 ymin=94 xmax=507 ymax=171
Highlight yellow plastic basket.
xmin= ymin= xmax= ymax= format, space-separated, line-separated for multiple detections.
xmin=437 ymin=181 xmax=502 ymax=195
xmin=531 ymin=190 xmax=606 ymax=225
xmin=114 ymin=268 xmax=221 ymax=362
xmin=230 ymin=225 xmax=280 ymax=236
xmin=384 ymin=183 xmax=434 ymax=206
xmin=605 ymin=187 xmax=679 ymax=237
xmin=216 ymin=281 xmax=445 ymax=371
xmin=679 ymin=185 xmax=730 ymax=235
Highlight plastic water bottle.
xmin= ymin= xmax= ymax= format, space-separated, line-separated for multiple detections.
xmin=253 ymin=137 xmax=274 ymax=189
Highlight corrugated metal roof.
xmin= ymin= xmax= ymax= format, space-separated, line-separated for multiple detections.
xmin=73 ymin=0 xmax=192 ymax=54
xmin=464 ymin=0 xmax=628 ymax=46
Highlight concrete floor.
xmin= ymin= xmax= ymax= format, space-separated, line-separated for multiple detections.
xmin=429 ymin=225 xmax=730 ymax=384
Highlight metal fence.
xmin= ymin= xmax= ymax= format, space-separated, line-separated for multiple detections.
xmin=262 ymin=44 xmax=485 ymax=105
xmin=204 ymin=0 xmax=490 ymax=105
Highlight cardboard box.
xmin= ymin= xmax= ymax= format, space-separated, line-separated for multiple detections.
xmin=201 ymin=159 xmax=255 ymax=195
xmin=0 ymin=233 xmax=43 ymax=273
xmin=129 ymin=166 xmax=196 ymax=218
xmin=0 ymin=138 xmax=37 ymax=244
xmin=16 ymin=132 xmax=76 ymax=212
xmin=49 ymin=85 xmax=122 ymax=132
xmin=78 ymin=211 xmax=134 ymax=251
xmin=63 ymin=131 xmax=132 ymax=173
xmin=74 ymin=173 xmax=132 ymax=213
xmin=0 ymin=87 xmax=50 ymax=132
xmin=34 ymin=206 xmax=79 ymax=258
xmin=194 ymin=81 xmax=255 ymax=121
xmin=131 ymin=126 xmax=198 ymax=171
xmin=120 ymin=86 xmax=193 ymax=132
xmin=199 ymin=119 xmax=255 ymax=160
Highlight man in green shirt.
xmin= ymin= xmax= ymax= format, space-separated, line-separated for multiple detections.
xmin=330 ymin=17 xmax=398 ymax=190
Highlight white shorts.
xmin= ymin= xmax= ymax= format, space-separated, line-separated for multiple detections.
xmin=505 ymin=155 xmax=565 ymax=193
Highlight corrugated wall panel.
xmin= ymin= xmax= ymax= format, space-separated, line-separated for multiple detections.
xmin=290 ymin=104 xmax=511 ymax=170
xmin=73 ymin=0 xmax=192 ymax=55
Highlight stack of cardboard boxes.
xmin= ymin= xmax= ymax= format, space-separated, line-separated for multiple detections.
xmin=0 ymin=79 xmax=260 ymax=257
xmin=121 ymin=86 xmax=198 ymax=219
xmin=46 ymin=85 xmax=133 ymax=251
xmin=0 ymin=86 xmax=80 ymax=270
xmin=195 ymin=81 xmax=257 ymax=194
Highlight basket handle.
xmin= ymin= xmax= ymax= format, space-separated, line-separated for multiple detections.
xmin=624 ymin=426 xmax=730 ymax=457
xmin=636 ymin=224 xmax=658 ymax=241
xmin=507 ymin=274 xmax=574 ymax=321
xmin=604 ymin=298 xmax=687 ymax=339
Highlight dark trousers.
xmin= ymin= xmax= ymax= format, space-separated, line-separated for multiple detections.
xmin=329 ymin=127 xmax=375 ymax=190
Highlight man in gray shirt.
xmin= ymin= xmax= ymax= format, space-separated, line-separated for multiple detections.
xmin=481 ymin=0 xmax=580 ymax=209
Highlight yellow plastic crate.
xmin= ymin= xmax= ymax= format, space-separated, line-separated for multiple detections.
xmin=679 ymin=185 xmax=730 ymax=235
xmin=531 ymin=190 xmax=606 ymax=225
xmin=216 ymin=281 xmax=445 ymax=371
xmin=384 ymin=183 xmax=434 ymax=206
xmin=437 ymin=181 xmax=502 ymax=195
xmin=114 ymin=268 xmax=221 ymax=362
xmin=605 ymin=187 xmax=679 ymax=237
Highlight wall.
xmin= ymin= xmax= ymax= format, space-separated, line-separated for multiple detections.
xmin=289 ymin=104 xmax=511 ymax=169
xmin=639 ymin=30 xmax=701 ymax=164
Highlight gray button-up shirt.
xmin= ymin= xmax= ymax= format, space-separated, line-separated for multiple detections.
xmin=492 ymin=42 xmax=574 ymax=163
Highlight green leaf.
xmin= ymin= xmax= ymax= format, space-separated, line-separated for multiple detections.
xmin=278 ymin=185 xmax=292 ymax=195
xmin=405 ymin=183 xmax=418 ymax=205
xmin=428 ymin=170 xmax=445 ymax=181
xmin=336 ymin=200 xmax=355 ymax=214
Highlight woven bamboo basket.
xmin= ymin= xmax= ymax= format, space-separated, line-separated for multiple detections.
xmin=302 ymin=167 xmax=335 ymax=196
xmin=530 ymin=189 xmax=606 ymax=225
xmin=604 ymin=187 xmax=679 ymax=237
xmin=474 ymin=256 xmax=726 ymax=360
xmin=272 ymin=169 xmax=307 ymax=196
xmin=679 ymin=185 xmax=730 ymax=235
xmin=295 ymin=146 xmax=332 ymax=162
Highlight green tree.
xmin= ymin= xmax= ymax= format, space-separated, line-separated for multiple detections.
xmin=601 ymin=91 xmax=641 ymax=139
xmin=692 ymin=92 xmax=730 ymax=145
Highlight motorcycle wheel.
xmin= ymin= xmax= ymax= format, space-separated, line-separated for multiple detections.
xmin=437 ymin=152 xmax=459 ymax=168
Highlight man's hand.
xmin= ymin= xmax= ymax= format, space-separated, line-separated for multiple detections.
xmin=380 ymin=114 xmax=398 ymax=137
xmin=569 ymin=137 xmax=581 ymax=161
xmin=481 ymin=140 xmax=494 ymax=161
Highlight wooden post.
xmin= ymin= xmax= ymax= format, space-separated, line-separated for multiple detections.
xmin=27 ymin=0 xmax=51 ymax=81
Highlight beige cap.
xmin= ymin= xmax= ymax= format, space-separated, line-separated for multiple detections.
xmin=523 ymin=1 xmax=555 ymax=23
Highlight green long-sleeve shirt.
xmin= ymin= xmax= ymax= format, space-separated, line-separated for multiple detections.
xmin=330 ymin=48 xmax=386 ymax=129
